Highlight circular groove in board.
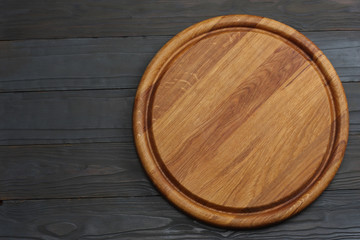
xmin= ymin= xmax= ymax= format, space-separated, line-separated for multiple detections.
xmin=133 ymin=15 xmax=349 ymax=228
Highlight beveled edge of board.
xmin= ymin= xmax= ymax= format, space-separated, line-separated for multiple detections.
xmin=133 ymin=15 xmax=349 ymax=228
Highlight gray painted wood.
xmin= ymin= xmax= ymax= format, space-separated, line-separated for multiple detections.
xmin=0 ymin=0 xmax=360 ymax=40
xmin=0 ymin=190 xmax=359 ymax=239
xmin=0 ymin=89 xmax=135 ymax=145
xmin=0 ymin=31 xmax=359 ymax=93
xmin=0 ymin=37 xmax=157 ymax=92
xmin=0 ymin=142 xmax=156 ymax=199
xmin=0 ymin=135 xmax=358 ymax=200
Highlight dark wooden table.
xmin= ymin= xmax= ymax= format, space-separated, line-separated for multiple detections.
xmin=0 ymin=1 xmax=359 ymax=239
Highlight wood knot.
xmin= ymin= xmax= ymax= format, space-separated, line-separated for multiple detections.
xmin=44 ymin=222 xmax=78 ymax=237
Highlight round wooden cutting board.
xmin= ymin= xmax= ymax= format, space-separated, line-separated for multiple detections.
xmin=133 ymin=15 xmax=349 ymax=228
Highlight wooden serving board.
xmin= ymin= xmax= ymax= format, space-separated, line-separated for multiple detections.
xmin=133 ymin=15 xmax=349 ymax=228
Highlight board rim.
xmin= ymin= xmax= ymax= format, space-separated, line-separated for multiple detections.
xmin=133 ymin=15 xmax=349 ymax=228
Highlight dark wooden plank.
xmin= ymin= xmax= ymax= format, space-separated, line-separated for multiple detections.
xmin=0 ymin=129 xmax=133 ymax=145
xmin=0 ymin=0 xmax=360 ymax=40
xmin=346 ymin=82 xmax=360 ymax=117
xmin=0 ymin=134 xmax=358 ymax=200
xmin=350 ymin=111 xmax=360 ymax=134
xmin=0 ymin=89 xmax=135 ymax=145
xmin=0 ymin=143 xmax=156 ymax=200
xmin=0 ymin=37 xmax=161 ymax=92
xmin=0 ymin=82 xmax=358 ymax=145
xmin=0 ymin=31 xmax=359 ymax=93
xmin=0 ymin=190 xmax=359 ymax=239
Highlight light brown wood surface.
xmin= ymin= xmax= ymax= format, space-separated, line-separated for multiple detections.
xmin=133 ymin=15 xmax=349 ymax=228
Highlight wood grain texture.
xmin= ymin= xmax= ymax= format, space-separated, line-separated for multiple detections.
xmin=0 ymin=191 xmax=359 ymax=239
xmin=0 ymin=37 xmax=155 ymax=92
xmin=0 ymin=90 xmax=134 ymax=145
xmin=0 ymin=143 xmax=157 ymax=200
xmin=134 ymin=15 xmax=349 ymax=227
xmin=0 ymin=135 xmax=358 ymax=200
xmin=1 ymin=0 xmax=360 ymax=40
xmin=1 ymin=31 xmax=359 ymax=93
